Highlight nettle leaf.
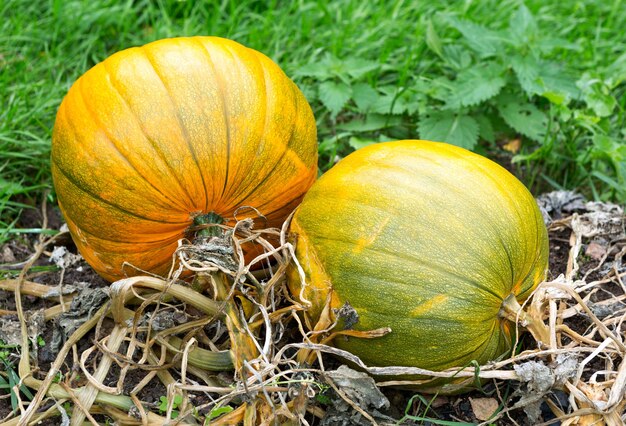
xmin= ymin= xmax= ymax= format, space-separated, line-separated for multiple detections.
xmin=295 ymin=59 xmax=333 ymax=80
xmin=441 ymin=44 xmax=473 ymax=70
xmin=585 ymin=91 xmax=617 ymax=118
xmin=496 ymin=93 xmax=548 ymax=142
xmin=351 ymin=83 xmax=379 ymax=112
xmin=348 ymin=136 xmax=378 ymax=150
xmin=592 ymin=134 xmax=623 ymax=159
xmin=511 ymin=57 xmax=580 ymax=102
xmin=509 ymin=4 xmax=537 ymax=43
xmin=319 ymin=81 xmax=352 ymax=118
xmin=475 ymin=114 xmax=495 ymax=143
xmin=336 ymin=114 xmax=402 ymax=132
xmin=592 ymin=136 xmax=626 ymax=191
xmin=537 ymin=37 xmax=582 ymax=54
xmin=299 ymin=84 xmax=318 ymax=103
xmin=348 ymin=134 xmax=397 ymax=151
xmin=372 ymin=87 xmax=414 ymax=115
xmin=511 ymin=55 xmax=543 ymax=96
xmin=543 ymin=91 xmax=568 ymax=106
xmin=418 ymin=110 xmax=479 ymax=149
xmin=449 ymin=63 xmax=506 ymax=107
xmin=423 ymin=76 xmax=457 ymax=103
xmin=372 ymin=94 xmax=408 ymax=115
xmin=296 ymin=55 xmax=377 ymax=83
xmin=344 ymin=58 xmax=379 ymax=79
xmin=448 ymin=17 xmax=507 ymax=57
xmin=539 ymin=63 xmax=580 ymax=100
xmin=577 ymin=72 xmax=617 ymax=117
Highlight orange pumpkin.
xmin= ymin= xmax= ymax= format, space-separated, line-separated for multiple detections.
xmin=52 ymin=37 xmax=318 ymax=282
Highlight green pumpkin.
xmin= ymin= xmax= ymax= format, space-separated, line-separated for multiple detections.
xmin=288 ymin=140 xmax=548 ymax=383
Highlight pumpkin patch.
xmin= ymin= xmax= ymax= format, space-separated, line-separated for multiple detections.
xmin=288 ymin=140 xmax=549 ymax=374
xmin=4 ymin=1 xmax=625 ymax=421
xmin=51 ymin=36 xmax=318 ymax=281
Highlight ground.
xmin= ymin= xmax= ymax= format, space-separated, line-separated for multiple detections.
xmin=0 ymin=192 xmax=624 ymax=425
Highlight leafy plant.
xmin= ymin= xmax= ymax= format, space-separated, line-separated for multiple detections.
xmin=62 ymin=401 xmax=72 ymax=415
xmin=426 ymin=6 xmax=623 ymax=200
xmin=0 ymin=343 xmax=34 ymax=412
xmin=52 ymin=371 xmax=64 ymax=383
xmin=294 ymin=3 xmax=625 ymax=202
xmin=410 ymin=6 xmax=584 ymax=150
xmin=294 ymin=54 xmax=407 ymax=168
xmin=158 ymin=394 xmax=183 ymax=419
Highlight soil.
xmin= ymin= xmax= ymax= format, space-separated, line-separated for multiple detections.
xmin=0 ymin=198 xmax=624 ymax=425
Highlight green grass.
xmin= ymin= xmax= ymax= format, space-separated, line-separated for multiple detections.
xmin=1 ymin=0 xmax=625 ymax=242
xmin=0 ymin=344 xmax=34 ymax=412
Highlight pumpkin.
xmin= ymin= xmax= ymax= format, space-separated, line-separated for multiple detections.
xmin=288 ymin=140 xmax=548 ymax=377
xmin=52 ymin=37 xmax=317 ymax=282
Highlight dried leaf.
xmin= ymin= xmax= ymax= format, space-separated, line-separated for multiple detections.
xmin=585 ymin=242 xmax=607 ymax=260
xmin=553 ymin=353 xmax=578 ymax=385
xmin=536 ymin=191 xmax=586 ymax=223
xmin=502 ymin=138 xmax=521 ymax=153
xmin=469 ymin=397 xmax=499 ymax=421
xmin=49 ymin=246 xmax=82 ymax=268
xmin=335 ymin=301 xmax=359 ymax=329
xmin=572 ymin=209 xmax=624 ymax=238
xmin=514 ymin=361 xmax=555 ymax=423
xmin=1 ymin=245 xmax=16 ymax=263
xmin=590 ymin=301 xmax=626 ymax=319
xmin=322 ymin=365 xmax=392 ymax=426
xmin=326 ymin=365 xmax=389 ymax=411
xmin=43 ymin=281 xmax=88 ymax=298
xmin=50 ymin=287 xmax=110 ymax=355
xmin=515 ymin=361 xmax=555 ymax=393
xmin=0 ymin=317 xmax=22 ymax=346
xmin=148 ymin=310 xmax=188 ymax=332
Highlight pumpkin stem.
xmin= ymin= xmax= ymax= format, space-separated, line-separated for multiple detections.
xmin=498 ymin=293 xmax=551 ymax=348
xmin=194 ymin=211 xmax=225 ymax=238
xmin=209 ymin=270 xmax=261 ymax=376
xmin=166 ymin=336 xmax=233 ymax=371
